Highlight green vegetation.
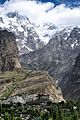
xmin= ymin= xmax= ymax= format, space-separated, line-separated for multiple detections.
xmin=0 ymin=100 xmax=80 ymax=120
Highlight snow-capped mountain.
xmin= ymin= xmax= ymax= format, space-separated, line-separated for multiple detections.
xmin=0 ymin=11 xmax=74 ymax=54
xmin=0 ymin=0 xmax=80 ymax=56
xmin=0 ymin=10 xmax=77 ymax=55
xmin=0 ymin=12 xmax=46 ymax=55
xmin=0 ymin=11 xmax=59 ymax=55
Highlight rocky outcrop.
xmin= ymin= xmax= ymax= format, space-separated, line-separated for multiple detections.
xmin=0 ymin=70 xmax=64 ymax=103
xmin=0 ymin=30 xmax=21 ymax=71
xmin=20 ymin=27 xmax=80 ymax=100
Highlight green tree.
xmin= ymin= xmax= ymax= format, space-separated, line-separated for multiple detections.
xmin=4 ymin=112 xmax=10 ymax=120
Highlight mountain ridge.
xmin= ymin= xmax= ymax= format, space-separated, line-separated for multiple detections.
xmin=20 ymin=27 xmax=80 ymax=100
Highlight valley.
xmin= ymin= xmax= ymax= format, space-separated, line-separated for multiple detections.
xmin=0 ymin=0 xmax=80 ymax=119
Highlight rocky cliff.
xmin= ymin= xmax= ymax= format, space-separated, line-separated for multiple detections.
xmin=0 ymin=70 xmax=64 ymax=104
xmin=0 ymin=30 xmax=21 ymax=71
xmin=0 ymin=30 xmax=64 ymax=103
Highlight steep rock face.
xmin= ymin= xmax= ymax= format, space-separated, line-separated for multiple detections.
xmin=0 ymin=30 xmax=21 ymax=71
xmin=20 ymin=27 xmax=80 ymax=100
xmin=61 ymin=53 xmax=80 ymax=100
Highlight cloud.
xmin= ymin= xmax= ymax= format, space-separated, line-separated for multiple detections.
xmin=0 ymin=0 xmax=80 ymax=26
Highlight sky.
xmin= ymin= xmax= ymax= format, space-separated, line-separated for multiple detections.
xmin=1 ymin=0 xmax=80 ymax=5
xmin=0 ymin=0 xmax=6 ymax=4
xmin=0 ymin=0 xmax=80 ymax=27
xmin=0 ymin=0 xmax=80 ymax=7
